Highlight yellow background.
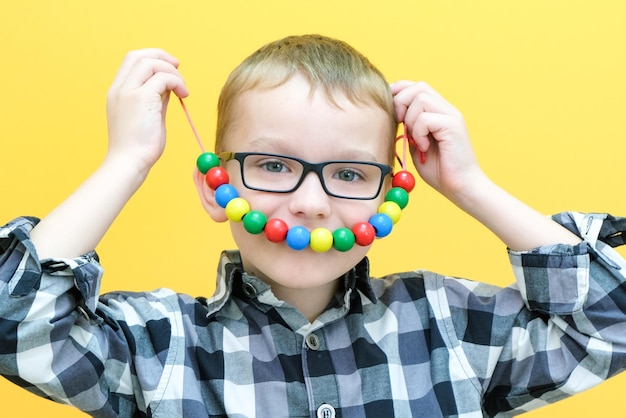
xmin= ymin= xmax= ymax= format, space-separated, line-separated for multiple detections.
xmin=1 ymin=1 xmax=625 ymax=416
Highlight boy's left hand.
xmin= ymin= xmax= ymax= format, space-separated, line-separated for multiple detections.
xmin=392 ymin=81 xmax=582 ymax=250
xmin=391 ymin=81 xmax=486 ymax=205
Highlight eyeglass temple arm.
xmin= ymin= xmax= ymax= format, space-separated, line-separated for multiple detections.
xmin=217 ymin=152 xmax=236 ymax=161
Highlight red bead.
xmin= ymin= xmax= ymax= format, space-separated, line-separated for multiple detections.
xmin=264 ymin=218 xmax=289 ymax=243
xmin=205 ymin=167 xmax=230 ymax=190
xmin=351 ymin=222 xmax=376 ymax=246
xmin=391 ymin=170 xmax=415 ymax=193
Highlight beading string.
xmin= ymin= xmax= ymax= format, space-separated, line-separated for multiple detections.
xmin=401 ymin=123 xmax=408 ymax=169
xmin=179 ymin=98 xmax=416 ymax=252
xmin=395 ymin=122 xmax=425 ymax=168
xmin=179 ymin=97 xmax=205 ymax=153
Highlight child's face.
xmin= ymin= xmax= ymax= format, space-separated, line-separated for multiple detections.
xmin=216 ymin=73 xmax=393 ymax=292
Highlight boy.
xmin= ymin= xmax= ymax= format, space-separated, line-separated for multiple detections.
xmin=1 ymin=34 xmax=625 ymax=417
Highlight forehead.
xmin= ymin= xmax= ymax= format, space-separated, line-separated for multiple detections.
xmin=224 ymin=74 xmax=395 ymax=163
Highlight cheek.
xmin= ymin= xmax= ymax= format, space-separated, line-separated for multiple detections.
xmin=341 ymin=198 xmax=384 ymax=226
xmin=230 ymin=221 xmax=263 ymax=250
xmin=237 ymin=190 xmax=284 ymax=219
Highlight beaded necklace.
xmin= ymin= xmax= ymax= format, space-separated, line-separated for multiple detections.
xmin=180 ymin=98 xmax=421 ymax=252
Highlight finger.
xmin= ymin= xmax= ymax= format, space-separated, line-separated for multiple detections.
xmin=393 ymin=81 xmax=459 ymax=123
xmin=412 ymin=112 xmax=456 ymax=152
xmin=389 ymin=80 xmax=415 ymax=95
xmin=119 ymin=58 xmax=184 ymax=90
xmin=391 ymin=80 xmax=419 ymax=122
xmin=399 ymin=93 xmax=448 ymax=141
xmin=113 ymin=49 xmax=179 ymax=82
xmin=393 ymin=82 xmax=437 ymax=124
xmin=110 ymin=49 xmax=180 ymax=90
xmin=142 ymin=72 xmax=189 ymax=99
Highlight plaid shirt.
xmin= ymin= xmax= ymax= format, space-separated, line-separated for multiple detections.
xmin=1 ymin=212 xmax=625 ymax=417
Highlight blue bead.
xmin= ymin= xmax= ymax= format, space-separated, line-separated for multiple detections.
xmin=369 ymin=213 xmax=393 ymax=238
xmin=215 ymin=184 xmax=239 ymax=208
xmin=286 ymin=226 xmax=310 ymax=250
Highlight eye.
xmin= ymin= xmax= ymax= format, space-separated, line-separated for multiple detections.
xmin=254 ymin=157 xmax=298 ymax=174
xmin=262 ymin=160 xmax=286 ymax=173
xmin=335 ymin=168 xmax=364 ymax=182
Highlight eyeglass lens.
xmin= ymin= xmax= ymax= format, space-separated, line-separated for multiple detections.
xmin=241 ymin=154 xmax=385 ymax=199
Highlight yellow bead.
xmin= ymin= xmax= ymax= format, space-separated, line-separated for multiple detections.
xmin=378 ymin=201 xmax=401 ymax=224
xmin=225 ymin=197 xmax=251 ymax=222
xmin=310 ymin=228 xmax=333 ymax=252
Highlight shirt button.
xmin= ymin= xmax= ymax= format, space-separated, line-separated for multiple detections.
xmin=316 ymin=403 xmax=336 ymax=418
xmin=242 ymin=282 xmax=257 ymax=298
xmin=305 ymin=333 xmax=321 ymax=350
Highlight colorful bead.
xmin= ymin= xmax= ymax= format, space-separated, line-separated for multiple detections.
xmin=195 ymin=151 xmax=412 ymax=252
xmin=369 ymin=213 xmax=393 ymax=238
xmin=332 ymin=228 xmax=356 ymax=252
xmin=378 ymin=201 xmax=402 ymax=224
xmin=351 ymin=222 xmax=376 ymax=246
xmin=196 ymin=152 xmax=220 ymax=174
xmin=391 ymin=170 xmax=415 ymax=193
xmin=385 ymin=187 xmax=409 ymax=209
xmin=214 ymin=184 xmax=239 ymax=208
xmin=243 ymin=210 xmax=267 ymax=234
xmin=205 ymin=167 xmax=230 ymax=190
xmin=225 ymin=197 xmax=250 ymax=222
xmin=310 ymin=228 xmax=333 ymax=252
xmin=264 ymin=218 xmax=289 ymax=243
xmin=286 ymin=226 xmax=311 ymax=250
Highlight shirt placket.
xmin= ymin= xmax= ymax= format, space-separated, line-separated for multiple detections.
xmin=301 ymin=328 xmax=340 ymax=418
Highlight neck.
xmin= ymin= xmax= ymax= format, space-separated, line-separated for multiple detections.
xmin=271 ymin=280 xmax=340 ymax=323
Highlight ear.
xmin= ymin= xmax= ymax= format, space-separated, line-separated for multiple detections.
xmin=193 ymin=168 xmax=228 ymax=222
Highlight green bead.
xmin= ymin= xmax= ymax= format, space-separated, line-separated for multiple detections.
xmin=243 ymin=211 xmax=267 ymax=234
xmin=332 ymin=228 xmax=355 ymax=252
xmin=385 ymin=187 xmax=409 ymax=209
xmin=196 ymin=152 xmax=220 ymax=174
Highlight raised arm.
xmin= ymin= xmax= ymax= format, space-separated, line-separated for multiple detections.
xmin=31 ymin=49 xmax=189 ymax=259
xmin=391 ymin=81 xmax=581 ymax=251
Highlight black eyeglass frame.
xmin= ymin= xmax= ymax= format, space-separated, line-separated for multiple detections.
xmin=218 ymin=152 xmax=393 ymax=200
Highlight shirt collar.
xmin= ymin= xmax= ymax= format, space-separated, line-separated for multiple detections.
xmin=204 ymin=250 xmax=377 ymax=317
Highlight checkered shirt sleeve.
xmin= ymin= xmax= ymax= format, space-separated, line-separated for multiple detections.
xmin=440 ymin=213 xmax=626 ymax=415
xmin=0 ymin=217 xmax=183 ymax=416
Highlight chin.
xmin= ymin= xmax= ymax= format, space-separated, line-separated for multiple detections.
xmin=239 ymin=240 xmax=369 ymax=287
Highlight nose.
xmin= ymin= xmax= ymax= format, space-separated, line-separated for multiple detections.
xmin=287 ymin=171 xmax=332 ymax=219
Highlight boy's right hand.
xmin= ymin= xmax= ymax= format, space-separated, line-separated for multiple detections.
xmin=30 ymin=49 xmax=188 ymax=259
xmin=106 ymin=49 xmax=189 ymax=175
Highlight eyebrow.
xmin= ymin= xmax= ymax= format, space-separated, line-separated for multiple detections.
xmin=245 ymin=137 xmax=383 ymax=162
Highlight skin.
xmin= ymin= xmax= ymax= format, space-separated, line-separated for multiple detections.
xmin=31 ymin=49 xmax=581 ymax=323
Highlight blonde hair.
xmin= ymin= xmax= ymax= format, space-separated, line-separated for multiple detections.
xmin=215 ymin=34 xmax=397 ymax=163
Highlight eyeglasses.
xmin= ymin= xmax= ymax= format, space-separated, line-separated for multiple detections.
xmin=218 ymin=152 xmax=392 ymax=200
